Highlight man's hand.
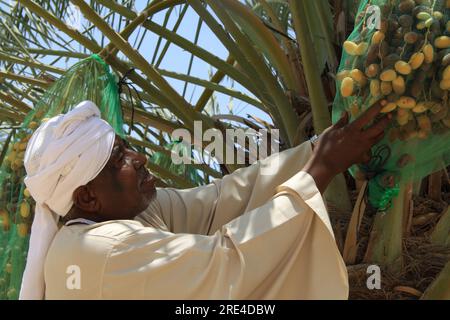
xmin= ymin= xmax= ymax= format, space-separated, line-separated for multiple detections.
xmin=303 ymin=102 xmax=392 ymax=193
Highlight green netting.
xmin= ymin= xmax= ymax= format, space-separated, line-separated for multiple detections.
xmin=332 ymin=0 xmax=450 ymax=210
xmin=0 ymin=54 xmax=124 ymax=299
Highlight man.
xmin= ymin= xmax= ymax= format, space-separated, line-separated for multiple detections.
xmin=20 ymin=99 xmax=389 ymax=300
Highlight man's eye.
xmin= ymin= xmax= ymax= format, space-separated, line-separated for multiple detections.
xmin=112 ymin=151 xmax=124 ymax=166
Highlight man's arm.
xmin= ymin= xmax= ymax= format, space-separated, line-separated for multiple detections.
xmin=104 ymin=171 xmax=348 ymax=299
xmin=136 ymin=140 xmax=314 ymax=235
xmin=137 ymin=101 xmax=390 ymax=236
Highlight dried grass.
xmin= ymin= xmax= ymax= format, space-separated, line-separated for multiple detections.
xmin=329 ymin=189 xmax=449 ymax=300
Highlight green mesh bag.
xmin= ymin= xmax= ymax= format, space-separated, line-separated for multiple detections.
xmin=0 ymin=54 xmax=124 ymax=299
xmin=332 ymin=0 xmax=450 ymax=210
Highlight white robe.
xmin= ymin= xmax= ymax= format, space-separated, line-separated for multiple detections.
xmin=44 ymin=141 xmax=349 ymax=299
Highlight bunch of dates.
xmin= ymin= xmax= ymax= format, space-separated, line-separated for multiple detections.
xmin=338 ymin=0 xmax=450 ymax=141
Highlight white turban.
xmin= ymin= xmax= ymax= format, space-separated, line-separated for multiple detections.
xmin=19 ymin=100 xmax=116 ymax=300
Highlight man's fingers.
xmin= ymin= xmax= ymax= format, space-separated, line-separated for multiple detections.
xmin=352 ymin=101 xmax=383 ymax=130
xmin=334 ymin=111 xmax=349 ymax=128
xmin=363 ymin=114 xmax=392 ymax=139
xmin=370 ymin=131 xmax=385 ymax=145
xmin=361 ymin=151 xmax=372 ymax=164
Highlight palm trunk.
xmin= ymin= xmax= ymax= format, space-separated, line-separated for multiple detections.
xmin=428 ymin=171 xmax=443 ymax=202
xmin=364 ymin=182 xmax=413 ymax=273
xmin=431 ymin=206 xmax=450 ymax=247
xmin=289 ymin=0 xmax=352 ymax=214
xmin=421 ymin=261 xmax=450 ymax=300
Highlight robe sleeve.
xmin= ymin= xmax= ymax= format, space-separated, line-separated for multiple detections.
xmin=135 ymin=140 xmax=313 ymax=235
xmin=103 ymin=171 xmax=348 ymax=300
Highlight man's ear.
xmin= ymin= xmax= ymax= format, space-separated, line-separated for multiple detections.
xmin=72 ymin=185 xmax=100 ymax=212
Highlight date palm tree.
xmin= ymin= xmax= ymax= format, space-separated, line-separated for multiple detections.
xmin=0 ymin=0 xmax=447 ymax=299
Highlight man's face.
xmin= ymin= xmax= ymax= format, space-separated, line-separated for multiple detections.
xmin=86 ymin=135 xmax=157 ymax=220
